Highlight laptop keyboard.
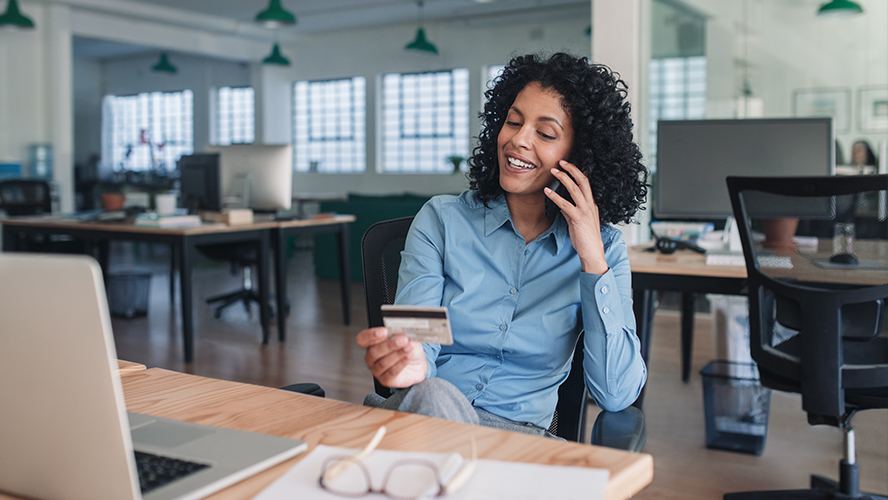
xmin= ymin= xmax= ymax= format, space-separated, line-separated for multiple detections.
xmin=135 ymin=450 xmax=210 ymax=494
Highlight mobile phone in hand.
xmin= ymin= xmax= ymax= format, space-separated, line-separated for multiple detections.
xmin=545 ymin=178 xmax=574 ymax=221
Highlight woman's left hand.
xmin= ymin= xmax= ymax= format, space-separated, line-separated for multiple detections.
xmin=544 ymin=160 xmax=609 ymax=274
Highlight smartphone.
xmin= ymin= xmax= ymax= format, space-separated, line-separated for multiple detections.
xmin=544 ymin=178 xmax=574 ymax=221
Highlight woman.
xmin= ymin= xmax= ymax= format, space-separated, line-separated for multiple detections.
xmin=851 ymin=140 xmax=877 ymax=173
xmin=356 ymin=53 xmax=649 ymax=437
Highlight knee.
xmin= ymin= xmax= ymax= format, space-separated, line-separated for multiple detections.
xmin=409 ymin=377 xmax=463 ymax=399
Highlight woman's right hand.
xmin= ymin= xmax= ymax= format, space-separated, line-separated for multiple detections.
xmin=356 ymin=327 xmax=428 ymax=388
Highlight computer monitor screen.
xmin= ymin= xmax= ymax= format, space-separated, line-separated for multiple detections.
xmin=177 ymin=153 xmax=222 ymax=213
xmin=204 ymin=144 xmax=293 ymax=212
xmin=655 ymin=118 xmax=834 ymax=220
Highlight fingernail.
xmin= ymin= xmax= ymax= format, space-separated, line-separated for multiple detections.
xmin=394 ymin=336 xmax=407 ymax=347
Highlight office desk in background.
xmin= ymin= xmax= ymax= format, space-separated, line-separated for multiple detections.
xmin=1 ymin=216 xmax=355 ymax=363
xmin=271 ymin=215 xmax=355 ymax=339
xmin=628 ymin=246 xmax=747 ymax=389
xmin=0 ymin=367 xmax=649 ymax=500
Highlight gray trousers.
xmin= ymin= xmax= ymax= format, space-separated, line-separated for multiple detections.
xmin=364 ymin=377 xmax=556 ymax=438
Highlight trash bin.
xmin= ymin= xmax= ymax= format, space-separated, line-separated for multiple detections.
xmin=700 ymin=360 xmax=771 ymax=455
xmin=106 ymin=271 xmax=151 ymax=318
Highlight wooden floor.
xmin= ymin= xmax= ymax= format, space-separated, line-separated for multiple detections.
xmin=110 ymin=244 xmax=888 ymax=499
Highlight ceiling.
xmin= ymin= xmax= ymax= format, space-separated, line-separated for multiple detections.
xmin=71 ymin=0 xmax=591 ymax=59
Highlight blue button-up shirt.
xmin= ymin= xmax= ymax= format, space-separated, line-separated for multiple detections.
xmin=395 ymin=191 xmax=646 ymax=428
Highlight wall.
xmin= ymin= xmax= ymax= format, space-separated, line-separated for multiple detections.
xmin=680 ymin=0 xmax=888 ymax=155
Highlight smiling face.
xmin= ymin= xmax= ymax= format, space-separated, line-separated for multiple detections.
xmin=497 ymin=82 xmax=575 ymax=206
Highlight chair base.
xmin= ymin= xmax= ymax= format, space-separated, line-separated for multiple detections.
xmin=206 ymin=288 xmax=262 ymax=318
xmin=725 ymin=472 xmax=888 ymax=500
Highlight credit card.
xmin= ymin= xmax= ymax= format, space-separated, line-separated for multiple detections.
xmin=381 ymin=305 xmax=453 ymax=345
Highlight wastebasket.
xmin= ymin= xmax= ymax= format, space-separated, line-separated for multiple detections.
xmin=700 ymin=360 xmax=771 ymax=455
xmin=106 ymin=271 xmax=151 ymax=318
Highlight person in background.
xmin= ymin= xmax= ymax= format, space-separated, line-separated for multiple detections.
xmin=355 ymin=52 xmax=648 ymax=437
xmin=851 ymin=140 xmax=878 ymax=173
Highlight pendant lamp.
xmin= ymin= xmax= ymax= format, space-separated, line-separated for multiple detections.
xmin=256 ymin=0 xmax=296 ymax=28
xmin=151 ymin=53 xmax=177 ymax=73
xmin=263 ymin=43 xmax=290 ymax=66
xmin=817 ymin=0 xmax=864 ymax=17
xmin=0 ymin=0 xmax=35 ymax=29
xmin=405 ymin=1 xmax=438 ymax=55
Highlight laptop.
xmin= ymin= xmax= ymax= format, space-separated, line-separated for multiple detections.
xmin=0 ymin=253 xmax=307 ymax=500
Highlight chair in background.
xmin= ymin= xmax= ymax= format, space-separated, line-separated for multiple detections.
xmin=361 ymin=217 xmax=646 ymax=450
xmin=725 ymin=175 xmax=888 ymax=500
xmin=197 ymin=243 xmax=267 ymax=318
xmin=0 ymin=180 xmax=51 ymax=216
xmin=0 ymin=180 xmax=85 ymax=254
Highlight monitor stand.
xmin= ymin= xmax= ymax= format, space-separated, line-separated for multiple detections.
xmin=723 ymin=217 xmax=743 ymax=253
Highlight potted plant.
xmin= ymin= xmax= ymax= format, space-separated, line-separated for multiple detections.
xmin=100 ymin=184 xmax=126 ymax=211
xmin=446 ymin=155 xmax=466 ymax=174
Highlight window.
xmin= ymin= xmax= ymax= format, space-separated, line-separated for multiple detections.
xmin=648 ymin=56 xmax=707 ymax=168
xmin=214 ymin=86 xmax=255 ymax=145
xmin=293 ymin=77 xmax=366 ymax=173
xmin=102 ymin=90 xmax=194 ymax=172
xmin=381 ymin=68 xmax=469 ymax=173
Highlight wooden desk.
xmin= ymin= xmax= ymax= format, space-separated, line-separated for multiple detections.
xmin=1 ymin=216 xmax=355 ymax=362
xmin=115 ymin=368 xmax=652 ymax=500
xmin=270 ymin=215 xmax=356 ymax=340
xmin=2 ymin=218 xmax=274 ymax=363
xmin=628 ymin=246 xmax=747 ymax=392
xmin=117 ymin=359 xmax=147 ymax=374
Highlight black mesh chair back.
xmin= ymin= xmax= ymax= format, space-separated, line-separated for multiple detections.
xmin=725 ymin=175 xmax=888 ymax=499
xmin=361 ymin=216 xmax=591 ymax=442
xmin=0 ymin=180 xmax=52 ymax=216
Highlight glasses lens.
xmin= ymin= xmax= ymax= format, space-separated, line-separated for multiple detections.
xmin=384 ymin=463 xmax=440 ymax=500
xmin=321 ymin=457 xmax=369 ymax=496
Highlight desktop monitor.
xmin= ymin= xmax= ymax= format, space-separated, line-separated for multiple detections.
xmin=204 ymin=144 xmax=293 ymax=212
xmin=655 ymin=117 xmax=834 ymax=220
xmin=177 ymin=153 xmax=222 ymax=213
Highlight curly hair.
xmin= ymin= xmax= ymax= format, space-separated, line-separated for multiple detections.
xmin=467 ymin=52 xmax=649 ymax=225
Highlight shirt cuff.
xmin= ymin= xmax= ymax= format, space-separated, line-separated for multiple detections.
xmin=580 ymin=271 xmax=624 ymax=335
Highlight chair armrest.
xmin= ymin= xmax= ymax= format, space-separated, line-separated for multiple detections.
xmin=280 ymin=383 xmax=326 ymax=398
xmin=590 ymin=406 xmax=646 ymax=452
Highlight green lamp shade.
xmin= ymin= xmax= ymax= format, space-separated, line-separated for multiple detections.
xmin=405 ymin=28 xmax=438 ymax=55
xmin=817 ymin=0 xmax=863 ymax=16
xmin=0 ymin=0 xmax=35 ymax=29
xmin=263 ymin=44 xmax=290 ymax=66
xmin=151 ymin=53 xmax=177 ymax=73
xmin=256 ymin=0 xmax=296 ymax=27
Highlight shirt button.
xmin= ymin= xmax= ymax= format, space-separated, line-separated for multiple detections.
xmin=524 ymin=250 xmax=529 ymax=255
xmin=509 ymin=287 xmax=518 ymax=294
xmin=499 ymin=324 xmax=507 ymax=331
xmin=475 ymin=384 xmax=483 ymax=390
xmin=601 ymin=285 xmax=609 ymax=294
xmin=602 ymin=306 xmax=610 ymax=314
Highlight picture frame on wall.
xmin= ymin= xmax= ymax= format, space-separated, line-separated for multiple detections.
xmin=793 ymin=88 xmax=851 ymax=132
xmin=858 ymin=86 xmax=888 ymax=132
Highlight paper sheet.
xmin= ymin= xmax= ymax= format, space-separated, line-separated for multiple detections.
xmin=252 ymin=444 xmax=608 ymax=500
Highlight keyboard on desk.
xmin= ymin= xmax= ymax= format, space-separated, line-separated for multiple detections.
xmin=135 ymin=450 xmax=209 ymax=494
xmin=705 ymin=252 xmax=792 ymax=269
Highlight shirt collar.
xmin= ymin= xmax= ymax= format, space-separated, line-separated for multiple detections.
xmin=484 ymin=195 xmax=512 ymax=237
xmin=483 ymin=195 xmax=569 ymax=255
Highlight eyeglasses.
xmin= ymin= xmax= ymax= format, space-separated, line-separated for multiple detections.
xmin=319 ymin=426 xmax=477 ymax=500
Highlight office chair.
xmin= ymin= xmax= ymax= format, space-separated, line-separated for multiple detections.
xmin=361 ymin=216 xmax=646 ymax=451
xmin=198 ymin=243 xmax=269 ymax=318
xmin=725 ymin=175 xmax=888 ymax=500
xmin=0 ymin=179 xmax=51 ymax=216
